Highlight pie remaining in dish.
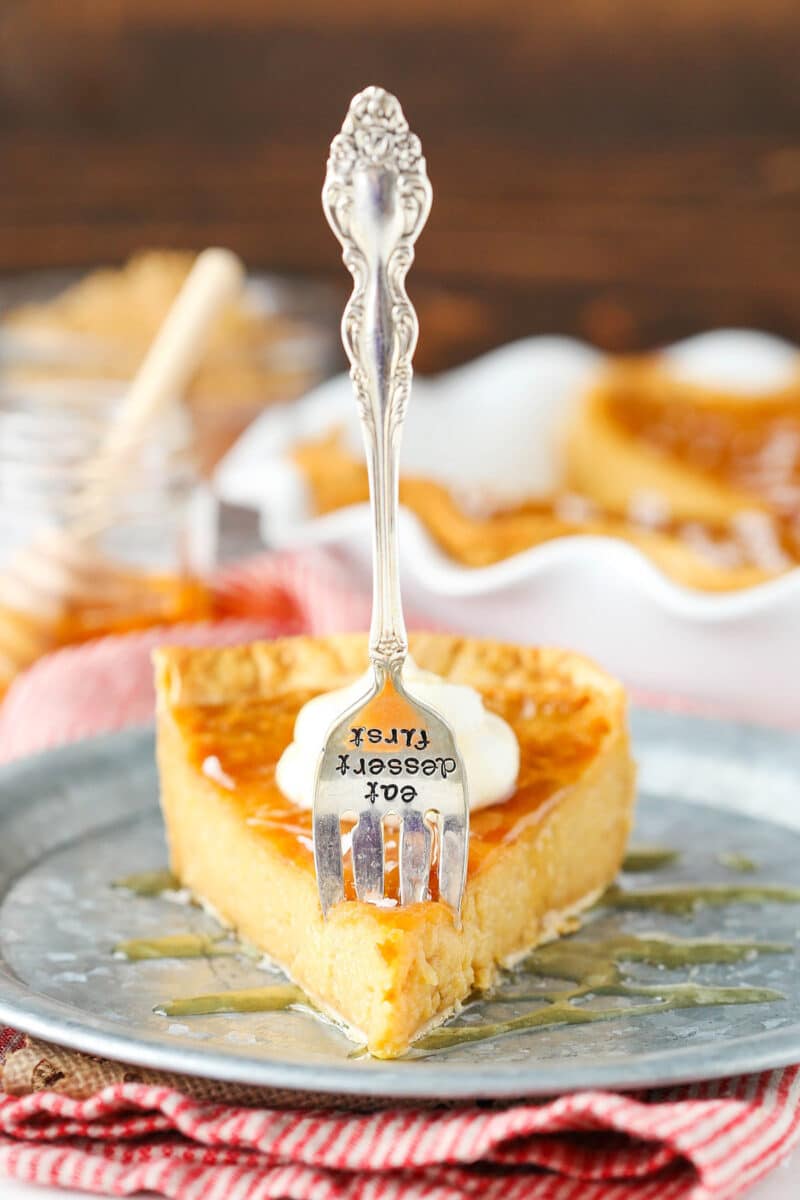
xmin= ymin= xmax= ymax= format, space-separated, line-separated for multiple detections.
xmin=154 ymin=632 xmax=635 ymax=1057
xmin=292 ymin=353 xmax=800 ymax=591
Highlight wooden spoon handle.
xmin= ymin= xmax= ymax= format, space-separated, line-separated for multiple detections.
xmin=73 ymin=247 xmax=244 ymax=535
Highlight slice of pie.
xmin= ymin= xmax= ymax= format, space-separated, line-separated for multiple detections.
xmin=154 ymin=632 xmax=635 ymax=1057
xmin=564 ymin=359 xmax=800 ymax=588
xmin=566 ymin=355 xmax=800 ymax=523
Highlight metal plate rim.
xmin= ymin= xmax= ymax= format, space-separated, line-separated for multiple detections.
xmin=4 ymin=983 xmax=800 ymax=1099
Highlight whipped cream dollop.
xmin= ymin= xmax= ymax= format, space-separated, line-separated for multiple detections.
xmin=276 ymin=658 xmax=520 ymax=812
xmin=661 ymin=331 xmax=799 ymax=396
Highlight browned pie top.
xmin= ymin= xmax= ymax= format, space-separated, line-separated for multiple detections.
xmin=156 ymin=633 xmax=625 ymax=894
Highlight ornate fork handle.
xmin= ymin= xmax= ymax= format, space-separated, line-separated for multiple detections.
xmin=322 ymin=86 xmax=432 ymax=670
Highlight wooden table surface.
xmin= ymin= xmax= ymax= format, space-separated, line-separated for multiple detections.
xmin=1 ymin=0 xmax=800 ymax=368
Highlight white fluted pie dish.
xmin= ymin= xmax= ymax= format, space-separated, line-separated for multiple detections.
xmin=215 ymin=333 xmax=800 ymax=720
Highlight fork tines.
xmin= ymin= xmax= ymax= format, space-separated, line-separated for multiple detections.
xmin=313 ymin=678 xmax=469 ymax=918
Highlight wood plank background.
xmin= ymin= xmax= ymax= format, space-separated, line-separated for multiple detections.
xmin=1 ymin=0 xmax=800 ymax=367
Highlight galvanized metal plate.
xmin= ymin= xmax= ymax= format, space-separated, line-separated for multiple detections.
xmin=0 ymin=709 xmax=798 ymax=1099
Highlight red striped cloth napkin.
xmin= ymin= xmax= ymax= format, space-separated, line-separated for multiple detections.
xmin=1 ymin=549 xmax=799 ymax=1200
xmin=1 ymin=1062 xmax=798 ymax=1200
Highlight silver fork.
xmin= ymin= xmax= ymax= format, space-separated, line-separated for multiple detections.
xmin=314 ymin=85 xmax=469 ymax=920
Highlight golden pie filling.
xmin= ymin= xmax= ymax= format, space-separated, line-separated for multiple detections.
xmin=155 ymin=633 xmax=635 ymax=1057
